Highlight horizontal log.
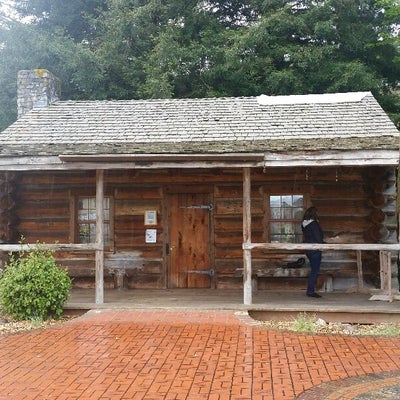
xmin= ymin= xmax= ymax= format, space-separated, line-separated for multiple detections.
xmin=19 ymin=221 xmax=70 ymax=231
xmin=215 ymin=248 xmax=244 ymax=258
xmin=20 ymin=171 xmax=95 ymax=185
xmin=114 ymin=246 xmax=163 ymax=257
xmin=115 ymin=202 xmax=161 ymax=216
xmin=214 ymin=185 xmax=262 ymax=199
xmin=320 ymin=218 xmax=371 ymax=232
xmin=115 ymin=187 xmax=162 ymax=200
xmin=315 ymin=202 xmax=370 ymax=217
xmin=18 ymin=203 xmax=70 ymax=219
xmin=312 ymin=185 xmax=366 ymax=200
xmin=18 ymin=187 xmax=71 ymax=199
xmin=215 ymin=199 xmax=264 ymax=215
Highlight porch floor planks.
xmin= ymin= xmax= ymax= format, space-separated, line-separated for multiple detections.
xmin=65 ymin=288 xmax=400 ymax=323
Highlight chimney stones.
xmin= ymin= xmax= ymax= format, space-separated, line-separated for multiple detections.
xmin=17 ymin=69 xmax=61 ymax=118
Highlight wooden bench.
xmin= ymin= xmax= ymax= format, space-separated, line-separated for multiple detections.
xmin=235 ymin=267 xmax=334 ymax=292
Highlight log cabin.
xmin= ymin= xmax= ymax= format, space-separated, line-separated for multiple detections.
xmin=0 ymin=69 xmax=399 ymax=304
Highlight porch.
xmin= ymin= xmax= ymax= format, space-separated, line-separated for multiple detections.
xmin=65 ymin=288 xmax=400 ymax=324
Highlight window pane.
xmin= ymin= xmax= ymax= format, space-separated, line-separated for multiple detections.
xmin=78 ymin=209 xmax=88 ymax=221
xmin=79 ymin=223 xmax=95 ymax=243
xmin=293 ymin=195 xmax=303 ymax=207
xmin=282 ymin=195 xmax=292 ymax=207
xmin=104 ymin=197 xmax=110 ymax=220
xmin=88 ymin=198 xmax=96 ymax=209
xmin=282 ymin=222 xmax=294 ymax=235
xmin=104 ymin=223 xmax=110 ymax=246
xmin=270 ymin=222 xmax=281 ymax=235
xmin=79 ymin=198 xmax=88 ymax=210
xmin=270 ymin=207 xmax=281 ymax=219
xmin=270 ymin=196 xmax=281 ymax=207
xmin=294 ymin=207 xmax=303 ymax=219
xmin=283 ymin=206 xmax=292 ymax=219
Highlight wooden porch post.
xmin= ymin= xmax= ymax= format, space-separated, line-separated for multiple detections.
xmin=95 ymin=169 xmax=104 ymax=304
xmin=356 ymin=250 xmax=363 ymax=290
xmin=243 ymin=167 xmax=252 ymax=305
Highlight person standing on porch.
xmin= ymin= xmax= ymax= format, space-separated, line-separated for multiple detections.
xmin=302 ymin=207 xmax=324 ymax=298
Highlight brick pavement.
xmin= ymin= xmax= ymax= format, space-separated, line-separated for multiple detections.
xmin=0 ymin=309 xmax=399 ymax=400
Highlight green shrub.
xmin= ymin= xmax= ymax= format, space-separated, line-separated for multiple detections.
xmin=0 ymin=245 xmax=72 ymax=320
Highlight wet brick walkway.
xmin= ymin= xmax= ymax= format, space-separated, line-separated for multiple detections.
xmin=0 ymin=309 xmax=400 ymax=399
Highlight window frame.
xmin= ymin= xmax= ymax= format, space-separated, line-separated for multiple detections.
xmin=70 ymin=194 xmax=114 ymax=250
xmin=263 ymin=188 xmax=310 ymax=244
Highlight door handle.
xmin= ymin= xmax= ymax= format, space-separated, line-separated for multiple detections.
xmin=166 ymin=243 xmax=175 ymax=255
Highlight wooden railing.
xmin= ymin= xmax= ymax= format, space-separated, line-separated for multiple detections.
xmin=0 ymin=243 xmax=101 ymax=252
xmin=242 ymin=242 xmax=400 ymax=302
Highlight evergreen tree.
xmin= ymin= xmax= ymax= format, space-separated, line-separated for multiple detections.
xmin=0 ymin=0 xmax=399 ymax=131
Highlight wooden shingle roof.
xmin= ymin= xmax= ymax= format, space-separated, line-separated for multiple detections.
xmin=1 ymin=92 xmax=398 ymax=158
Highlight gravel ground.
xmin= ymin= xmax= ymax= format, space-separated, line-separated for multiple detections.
xmin=0 ymin=307 xmax=82 ymax=336
xmin=260 ymin=317 xmax=400 ymax=336
xmin=1 ymin=311 xmax=399 ymax=337
xmin=0 ymin=314 xmax=75 ymax=336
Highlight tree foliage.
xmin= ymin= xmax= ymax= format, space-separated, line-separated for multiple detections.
xmin=0 ymin=0 xmax=399 ymax=131
xmin=13 ymin=0 xmax=107 ymax=42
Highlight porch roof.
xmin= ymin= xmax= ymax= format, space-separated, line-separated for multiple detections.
xmin=0 ymin=91 xmax=398 ymax=169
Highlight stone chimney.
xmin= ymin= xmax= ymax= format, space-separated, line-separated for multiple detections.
xmin=17 ymin=69 xmax=61 ymax=118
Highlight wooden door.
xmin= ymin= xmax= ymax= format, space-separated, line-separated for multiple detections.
xmin=167 ymin=192 xmax=212 ymax=288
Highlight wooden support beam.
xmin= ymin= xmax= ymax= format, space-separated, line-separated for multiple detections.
xmin=243 ymin=167 xmax=252 ymax=305
xmin=95 ymin=169 xmax=105 ymax=304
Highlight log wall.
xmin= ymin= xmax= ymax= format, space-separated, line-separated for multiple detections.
xmin=1 ymin=165 xmax=396 ymax=291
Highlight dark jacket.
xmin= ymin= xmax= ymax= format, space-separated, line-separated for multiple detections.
xmin=302 ymin=219 xmax=324 ymax=254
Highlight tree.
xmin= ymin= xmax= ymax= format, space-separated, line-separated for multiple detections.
xmin=0 ymin=0 xmax=399 ymax=131
xmin=13 ymin=0 xmax=107 ymax=42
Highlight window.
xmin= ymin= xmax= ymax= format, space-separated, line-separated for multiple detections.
xmin=77 ymin=197 xmax=111 ymax=245
xmin=269 ymin=195 xmax=303 ymax=243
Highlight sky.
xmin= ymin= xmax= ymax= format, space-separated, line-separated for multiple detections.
xmin=0 ymin=0 xmax=19 ymax=24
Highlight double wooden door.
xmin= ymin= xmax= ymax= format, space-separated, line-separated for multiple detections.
xmin=167 ymin=192 xmax=213 ymax=288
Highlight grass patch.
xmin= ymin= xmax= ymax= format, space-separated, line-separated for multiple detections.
xmin=292 ymin=313 xmax=318 ymax=333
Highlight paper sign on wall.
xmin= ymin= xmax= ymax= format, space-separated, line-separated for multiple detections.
xmin=145 ymin=229 xmax=157 ymax=243
xmin=144 ymin=210 xmax=157 ymax=225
